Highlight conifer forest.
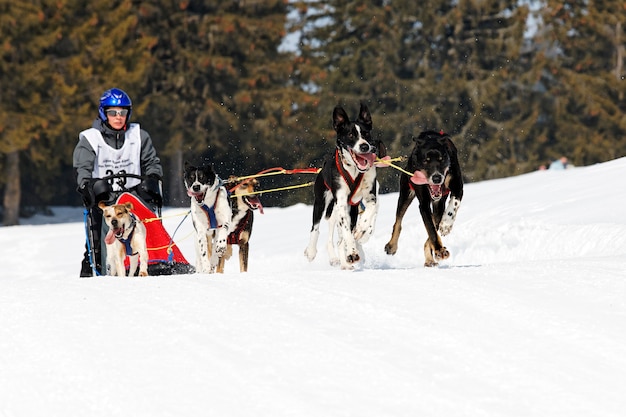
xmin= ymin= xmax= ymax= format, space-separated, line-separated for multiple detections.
xmin=1 ymin=1 xmax=625 ymax=225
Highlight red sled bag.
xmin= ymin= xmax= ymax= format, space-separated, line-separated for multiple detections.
xmin=116 ymin=192 xmax=194 ymax=275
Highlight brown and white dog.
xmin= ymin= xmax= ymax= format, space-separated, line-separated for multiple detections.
xmin=184 ymin=162 xmax=232 ymax=274
xmin=217 ymin=177 xmax=264 ymax=273
xmin=305 ymin=103 xmax=385 ymax=270
xmin=99 ymin=201 xmax=149 ymax=277
xmin=384 ymin=130 xmax=463 ymax=266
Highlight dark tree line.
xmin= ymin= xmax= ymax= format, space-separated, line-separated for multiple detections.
xmin=1 ymin=0 xmax=625 ymax=225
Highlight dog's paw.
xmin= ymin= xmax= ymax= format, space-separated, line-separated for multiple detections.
xmin=384 ymin=242 xmax=397 ymax=255
xmin=346 ymin=252 xmax=360 ymax=264
xmin=215 ymin=243 xmax=227 ymax=256
xmin=353 ymin=226 xmax=374 ymax=243
xmin=304 ymin=247 xmax=317 ymax=262
xmin=329 ymin=257 xmax=340 ymax=267
xmin=139 ymin=270 xmax=148 ymax=277
xmin=438 ymin=220 xmax=454 ymax=236
xmin=197 ymin=261 xmax=212 ymax=274
xmin=434 ymin=247 xmax=450 ymax=261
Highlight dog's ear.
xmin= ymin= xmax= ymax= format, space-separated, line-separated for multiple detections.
xmin=332 ymin=106 xmax=350 ymax=131
xmin=203 ymin=164 xmax=215 ymax=175
xmin=203 ymin=164 xmax=217 ymax=184
xmin=184 ymin=161 xmax=195 ymax=174
xmin=376 ymin=140 xmax=387 ymax=158
xmin=98 ymin=201 xmax=107 ymax=210
xmin=413 ymin=131 xmax=429 ymax=146
xmin=124 ymin=202 xmax=134 ymax=211
xmin=357 ymin=103 xmax=372 ymax=131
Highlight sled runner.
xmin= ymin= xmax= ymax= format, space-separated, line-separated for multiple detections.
xmin=82 ymin=174 xmax=194 ymax=276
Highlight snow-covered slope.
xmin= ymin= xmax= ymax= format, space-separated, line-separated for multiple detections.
xmin=1 ymin=158 xmax=625 ymax=417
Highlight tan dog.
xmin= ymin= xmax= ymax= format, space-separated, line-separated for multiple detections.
xmin=98 ymin=201 xmax=149 ymax=277
xmin=217 ymin=178 xmax=264 ymax=273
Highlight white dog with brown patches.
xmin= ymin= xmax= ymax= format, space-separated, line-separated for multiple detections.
xmin=98 ymin=201 xmax=149 ymax=277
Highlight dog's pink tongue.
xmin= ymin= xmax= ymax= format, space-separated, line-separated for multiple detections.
xmin=105 ymin=229 xmax=116 ymax=245
xmin=357 ymin=153 xmax=376 ymax=169
xmin=410 ymin=170 xmax=429 ymax=185
xmin=248 ymin=196 xmax=264 ymax=214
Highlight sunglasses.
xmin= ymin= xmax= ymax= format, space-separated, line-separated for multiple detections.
xmin=105 ymin=109 xmax=129 ymax=117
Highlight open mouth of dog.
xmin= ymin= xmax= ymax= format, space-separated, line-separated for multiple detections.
xmin=428 ymin=184 xmax=444 ymax=201
xmin=104 ymin=225 xmax=125 ymax=245
xmin=410 ymin=170 xmax=445 ymax=201
xmin=243 ymin=195 xmax=264 ymax=214
xmin=187 ymin=188 xmax=205 ymax=203
xmin=349 ymin=149 xmax=376 ymax=171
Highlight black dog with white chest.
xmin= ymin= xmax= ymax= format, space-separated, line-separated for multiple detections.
xmin=305 ymin=103 xmax=385 ymax=269
xmin=384 ymin=130 xmax=463 ymax=267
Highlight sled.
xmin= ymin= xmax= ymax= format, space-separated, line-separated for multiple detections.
xmin=116 ymin=192 xmax=195 ymax=275
xmin=82 ymin=172 xmax=195 ymax=276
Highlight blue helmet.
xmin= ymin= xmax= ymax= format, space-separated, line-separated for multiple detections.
xmin=98 ymin=88 xmax=132 ymax=122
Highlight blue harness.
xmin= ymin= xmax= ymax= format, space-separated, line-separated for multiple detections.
xmin=200 ymin=189 xmax=220 ymax=229
xmin=117 ymin=213 xmax=138 ymax=256
xmin=197 ymin=188 xmax=225 ymax=229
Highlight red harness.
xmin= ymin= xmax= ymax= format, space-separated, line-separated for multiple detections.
xmin=324 ymin=148 xmax=364 ymax=206
xmin=227 ymin=210 xmax=252 ymax=245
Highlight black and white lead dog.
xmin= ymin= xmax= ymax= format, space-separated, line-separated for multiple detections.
xmin=184 ymin=161 xmax=232 ymax=274
xmin=305 ymin=103 xmax=385 ymax=269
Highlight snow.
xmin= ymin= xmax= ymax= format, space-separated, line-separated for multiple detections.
xmin=1 ymin=157 xmax=626 ymax=417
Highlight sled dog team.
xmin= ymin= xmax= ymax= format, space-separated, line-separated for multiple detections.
xmin=101 ymin=103 xmax=463 ymax=275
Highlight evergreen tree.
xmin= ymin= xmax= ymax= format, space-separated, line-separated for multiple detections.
xmin=292 ymin=0 xmax=532 ymax=183
xmin=0 ymin=0 xmax=154 ymax=222
xmin=0 ymin=1 xmax=70 ymax=224
xmin=139 ymin=1 xmax=314 ymax=206
xmin=534 ymin=0 xmax=626 ymax=166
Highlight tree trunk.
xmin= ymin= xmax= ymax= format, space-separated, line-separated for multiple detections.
xmin=616 ymin=22 xmax=623 ymax=101
xmin=168 ymin=150 xmax=185 ymax=207
xmin=2 ymin=150 xmax=21 ymax=226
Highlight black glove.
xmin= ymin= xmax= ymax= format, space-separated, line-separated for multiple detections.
xmin=139 ymin=174 xmax=163 ymax=208
xmin=77 ymin=179 xmax=94 ymax=208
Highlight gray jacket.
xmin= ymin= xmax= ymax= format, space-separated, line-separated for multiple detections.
xmin=73 ymin=118 xmax=163 ymax=186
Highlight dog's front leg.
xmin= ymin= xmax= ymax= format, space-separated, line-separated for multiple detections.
xmin=335 ymin=198 xmax=360 ymax=269
xmin=353 ymin=198 xmax=378 ymax=243
xmin=105 ymin=250 xmax=117 ymax=277
xmin=420 ymin=204 xmax=448 ymax=267
xmin=325 ymin=210 xmax=340 ymax=266
xmin=197 ymin=232 xmax=213 ymax=274
xmin=438 ymin=195 xmax=461 ymax=236
xmin=209 ymin=226 xmax=229 ymax=273
xmin=353 ymin=179 xmax=378 ymax=243
xmin=385 ymin=180 xmax=414 ymax=255
xmin=128 ymin=253 xmax=139 ymax=277
xmin=305 ymin=187 xmax=331 ymax=262
xmin=238 ymin=242 xmax=249 ymax=272
xmin=137 ymin=243 xmax=149 ymax=277
xmin=113 ymin=246 xmax=127 ymax=277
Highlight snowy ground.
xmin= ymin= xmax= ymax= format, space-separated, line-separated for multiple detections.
xmin=1 ymin=157 xmax=625 ymax=417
